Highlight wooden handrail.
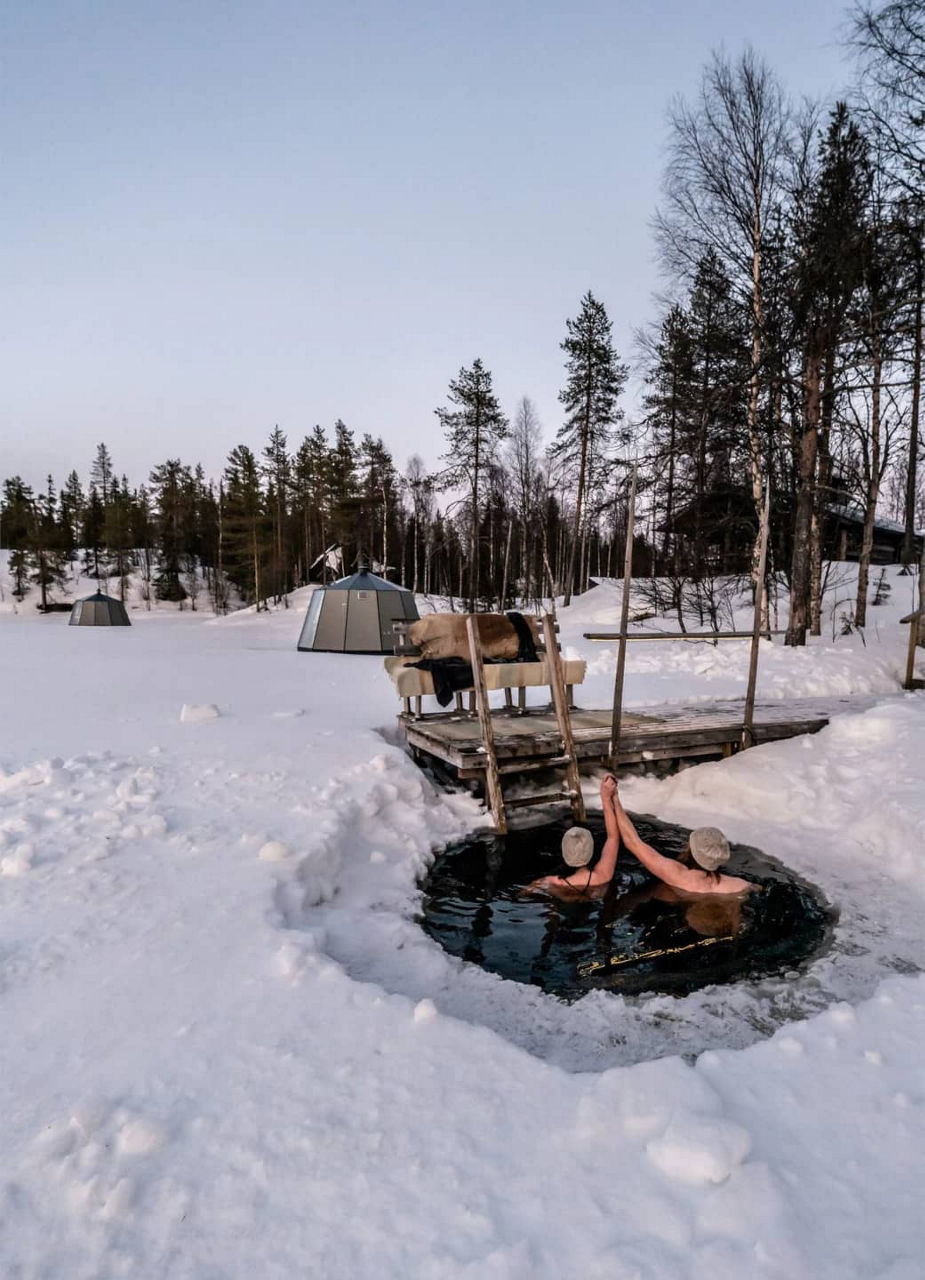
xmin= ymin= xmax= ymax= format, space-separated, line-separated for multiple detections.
xmin=584 ymin=630 xmax=783 ymax=642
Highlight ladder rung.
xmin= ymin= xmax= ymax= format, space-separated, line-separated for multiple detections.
xmin=497 ymin=755 xmax=572 ymax=774
xmin=505 ymin=790 xmax=573 ymax=809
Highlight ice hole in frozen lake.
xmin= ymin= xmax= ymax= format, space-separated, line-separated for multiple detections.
xmin=419 ymin=813 xmax=835 ymax=1000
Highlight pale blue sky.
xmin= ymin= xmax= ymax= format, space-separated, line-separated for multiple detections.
xmin=2 ymin=0 xmax=852 ymax=490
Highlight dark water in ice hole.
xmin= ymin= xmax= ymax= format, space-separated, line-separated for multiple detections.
xmin=419 ymin=813 xmax=835 ymax=999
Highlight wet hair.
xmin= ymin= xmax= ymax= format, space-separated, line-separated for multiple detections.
xmin=680 ymin=843 xmax=721 ymax=885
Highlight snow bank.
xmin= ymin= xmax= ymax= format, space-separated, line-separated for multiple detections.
xmin=0 ymin=567 xmax=923 ymax=1278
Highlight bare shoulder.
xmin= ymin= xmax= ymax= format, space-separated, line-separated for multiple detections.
xmin=678 ymin=869 xmax=753 ymax=896
xmin=720 ymin=875 xmax=753 ymax=895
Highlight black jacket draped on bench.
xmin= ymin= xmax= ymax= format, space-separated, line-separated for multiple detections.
xmin=408 ymin=612 xmax=539 ymax=707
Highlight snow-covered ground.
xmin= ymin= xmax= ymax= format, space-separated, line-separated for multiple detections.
xmin=1 ymin=560 xmax=924 ymax=1278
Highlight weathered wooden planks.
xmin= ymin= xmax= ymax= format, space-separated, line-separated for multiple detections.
xmin=402 ymin=702 xmax=829 ymax=781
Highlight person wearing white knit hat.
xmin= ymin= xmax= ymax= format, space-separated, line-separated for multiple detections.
xmin=525 ymin=776 xmax=623 ymax=895
xmin=606 ymin=776 xmax=751 ymax=897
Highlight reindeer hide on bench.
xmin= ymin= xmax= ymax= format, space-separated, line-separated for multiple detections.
xmin=408 ymin=612 xmax=541 ymax=662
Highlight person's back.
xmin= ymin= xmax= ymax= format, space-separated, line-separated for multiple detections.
xmin=604 ymin=780 xmax=751 ymax=898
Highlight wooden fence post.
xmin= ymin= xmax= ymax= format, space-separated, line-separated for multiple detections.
xmin=466 ymin=615 xmax=507 ymax=833
xmin=543 ymin=613 xmax=586 ymax=824
xmin=608 ymin=465 xmax=637 ymax=770
xmin=742 ymin=485 xmax=771 ymax=749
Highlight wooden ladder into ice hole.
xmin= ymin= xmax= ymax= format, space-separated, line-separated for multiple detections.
xmin=465 ymin=613 xmax=587 ymax=834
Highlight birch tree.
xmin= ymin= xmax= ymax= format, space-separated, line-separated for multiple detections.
xmin=657 ymin=49 xmax=789 ymax=609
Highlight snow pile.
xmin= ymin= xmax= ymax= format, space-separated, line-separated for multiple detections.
xmin=0 ymin=571 xmax=924 ymax=1277
xmin=179 ymin=702 xmax=221 ymax=722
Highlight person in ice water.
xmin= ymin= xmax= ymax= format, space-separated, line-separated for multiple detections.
xmin=526 ymin=775 xmax=623 ymax=894
xmin=604 ymin=775 xmax=751 ymax=898
xmin=529 ymin=775 xmax=750 ymax=898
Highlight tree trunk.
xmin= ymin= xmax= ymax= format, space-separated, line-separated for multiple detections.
xmin=469 ymin=409 xmax=481 ymax=610
xmin=381 ymin=485 xmax=388 ymax=578
xmin=662 ymin=366 xmax=678 ymax=561
xmin=252 ymin=524 xmax=261 ymax=611
xmin=564 ymin=376 xmax=593 ymax=606
xmin=694 ymin=313 xmax=712 ymax=580
xmin=787 ymin=349 xmax=822 ymax=646
xmin=903 ymin=252 xmax=923 ymax=565
xmin=856 ymin=332 xmax=883 ymax=629
xmin=747 ymin=201 xmax=767 ymax=629
xmin=500 ymin=518 xmax=513 ymax=610
xmin=809 ymin=340 xmax=836 ymax=636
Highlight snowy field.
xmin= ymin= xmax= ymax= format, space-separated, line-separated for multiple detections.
xmin=1 ymin=562 xmax=924 ymax=1279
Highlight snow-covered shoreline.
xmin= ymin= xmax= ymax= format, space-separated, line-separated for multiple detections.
xmin=1 ymin=569 xmax=924 ymax=1277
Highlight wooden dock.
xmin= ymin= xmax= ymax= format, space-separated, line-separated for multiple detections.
xmin=403 ymin=701 xmax=830 ymax=783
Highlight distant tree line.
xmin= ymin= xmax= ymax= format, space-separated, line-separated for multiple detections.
xmin=0 ymin=290 xmax=637 ymax=615
xmin=2 ymin=2 xmax=924 ymax=634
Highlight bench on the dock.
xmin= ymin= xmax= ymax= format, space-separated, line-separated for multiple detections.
xmin=384 ymin=653 xmax=587 ymax=717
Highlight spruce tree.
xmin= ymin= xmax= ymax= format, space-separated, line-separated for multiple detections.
xmin=149 ymin=460 xmax=193 ymax=603
xmin=81 ymin=485 xmax=105 ymax=581
xmin=261 ymin=426 xmax=291 ymax=602
xmin=90 ymin=443 xmax=114 ymax=507
xmin=787 ymin=104 xmax=871 ymax=645
xmin=293 ymin=428 xmax=329 ymax=583
xmin=223 ymin=445 xmax=270 ymax=607
xmin=1 ymin=477 xmax=35 ymax=599
xmin=102 ymin=477 xmax=135 ymax=602
xmin=30 ymin=475 xmax=69 ymax=608
xmin=326 ymin=420 xmax=359 ymax=565
xmin=552 ymin=292 xmax=627 ymax=604
xmin=436 ymin=358 xmax=508 ymax=609
xmin=359 ymin=435 xmax=398 ymax=573
xmin=59 ymin=470 xmax=85 ymax=560
xmin=643 ymin=304 xmax=696 ymax=568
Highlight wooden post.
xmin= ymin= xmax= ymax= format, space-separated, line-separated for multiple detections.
xmin=742 ymin=485 xmax=771 ymax=749
xmin=543 ymin=614 xmax=586 ymax=823
xmin=905 ymin=591 xmax=925 ymax=691
xmin=904 ymin=612 xmax=920 ymax=690
xmin=608 ymin=465 xmax=637 ymax=769
xmin=466 ymin=615 xmax=507 ymax=833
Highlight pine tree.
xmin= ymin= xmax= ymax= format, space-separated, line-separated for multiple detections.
xmin=261 ymin=425 xmax=291 ymax=602
xmin=685 ymin=252 xmax=750 ymax=575
xmin=102 ymin=476 xmax=135 ymax=602
xmin=90 ymin=443 xmax=114 ymax=507
xmin=853 ymin=158 xmax=905 ymax=627
xmin=437 ymin=358 xmax=508 ymax=609
xmin=30 ymin=475 xmax=69 ymax=608
xmin=293 ymin=428 xmax=329 ymax=583
xmin=59 ymin=470 xmax=84 ymax=560
xmin=552 ymin=292 xmax=627 ymax=604
xmin=643 ymin=304 xmax=696 ymax=568
xmin=81 ymin=485 xmax=105 ymax=581
xmin=223 ymin=445 xmax=270 ymax=607
xmin=787 ymin=104 xmax=872 ymax=645
xmin=326 ymin=420 xmax=359 ymax=565
xmin=131 ymin=486 xmax=155 ymax=608
xmin=403 ymin=455 xmax=434 ymax=593
xmin=149 ymin=460 xmax=193 ymax=603
xmin=1 ymin=477 xmax=35 ymax=599
xmin=359 ymin=435 xmax=398 ymax=573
